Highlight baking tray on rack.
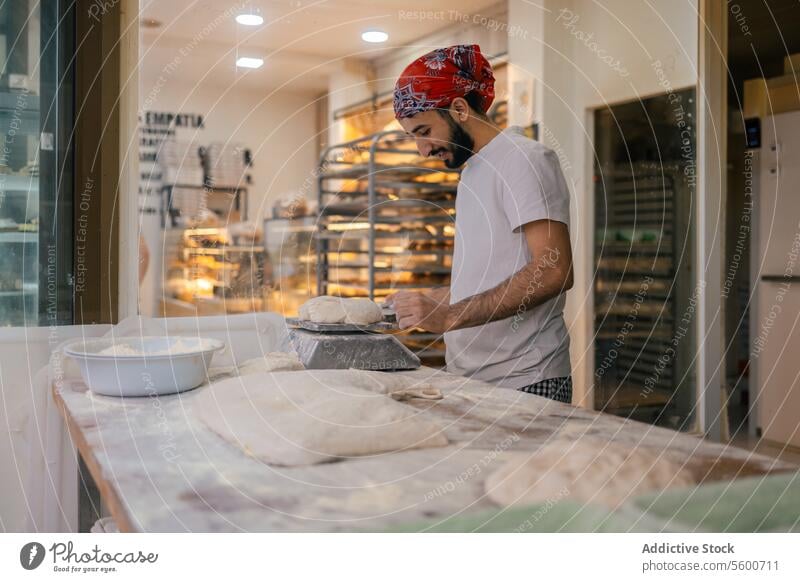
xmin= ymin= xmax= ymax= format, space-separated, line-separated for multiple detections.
xmin=285 ymin=317 xmax=396 ymax=333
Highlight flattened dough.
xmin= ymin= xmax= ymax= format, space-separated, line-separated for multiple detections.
xmin=194 ymin=370 xmax=447 ymax=466
xmin=302 ymin=369 xmax=442 ymax=401
xmin=299 ymin=295 xmax=382 ymax=325
xmin=237 ymin=352 xmax=304 ymax=375
xmin=485 ymin=437 xmax=696 ymax=508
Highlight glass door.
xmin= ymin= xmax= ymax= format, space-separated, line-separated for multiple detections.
xmin=0 ymin=0 xmax=73 ymax=325
xmin=593 ymin=89 xmax=697 ymax=430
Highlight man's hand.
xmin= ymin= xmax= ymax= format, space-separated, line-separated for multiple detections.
xmin=386 ymin=220 xmax=572 ymax=333
xmin=389 ymin=290 xmax=452 ymax=333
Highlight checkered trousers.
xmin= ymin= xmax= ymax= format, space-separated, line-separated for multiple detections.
xmin=517 ymin=376 xmax=572 ymax=403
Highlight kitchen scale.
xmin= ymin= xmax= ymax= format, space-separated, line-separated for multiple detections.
xmin=285 ymin=313 xmax=421 ymax=371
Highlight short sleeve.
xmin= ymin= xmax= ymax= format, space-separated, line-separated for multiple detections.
xmin=500 ymin=146 xmax=570 ymax=233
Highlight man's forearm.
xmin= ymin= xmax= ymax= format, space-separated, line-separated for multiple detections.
xmin=446 ymin=248 xmax=571 ymax=330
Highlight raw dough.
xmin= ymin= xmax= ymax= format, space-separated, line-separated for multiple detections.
xmin=485 ymin=437 xmax=696 ymax=508
xmin=298 ymin=295 xmax=345 ymax=323
xmin=341 ymin=297 xmax=383 ymax=325
xmin=302 ymin=369 xmax=442 ymax=401
xmin=299 ymin=295 xmax=382 ymax=325
xmin=237 ymin=352 xmax=304 ymax=375
xmin=193 ymin=370 xmax=447 ymax=466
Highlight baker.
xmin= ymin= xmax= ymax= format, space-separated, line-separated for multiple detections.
xmin=388 ymin=45 xmax=574 ymax=403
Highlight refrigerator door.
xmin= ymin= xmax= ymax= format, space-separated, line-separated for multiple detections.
xmin=758 ymin=111 xmax=800 ymax=276
xmin=754 ymin=110 xmax=800 ymax=447
xmin=756 ymin=281 xmax=800 ymax=447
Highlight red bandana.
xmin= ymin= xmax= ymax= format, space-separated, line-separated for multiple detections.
xmin=393 ymin=44 xmax=495 ymax=119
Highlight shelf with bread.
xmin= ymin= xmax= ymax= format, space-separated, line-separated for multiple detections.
xmin=315 ymin=130 xmax=459 ymax=364
xmin=0 ymin=90 xmax=41 ymax=326
xmin=593 ymin=162 xmax=694 ymax=424
xmin=161 ymin=225 xmax=268 ymax=317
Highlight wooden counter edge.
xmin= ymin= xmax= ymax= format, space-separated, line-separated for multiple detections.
xmin=52 ymin=382 xmax=138 ymax=533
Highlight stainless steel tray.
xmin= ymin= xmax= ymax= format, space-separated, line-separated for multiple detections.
xmin=285 ymin=317 xmax=396 ymax=333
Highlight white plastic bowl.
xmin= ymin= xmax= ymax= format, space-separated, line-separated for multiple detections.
xmin=64 ymin=336 xmax=225 ymax=397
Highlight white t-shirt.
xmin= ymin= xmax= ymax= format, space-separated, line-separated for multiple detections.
xmin=445 ymin=126 xmax=572 ymax=389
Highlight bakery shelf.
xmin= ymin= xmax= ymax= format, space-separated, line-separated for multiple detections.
xmin=316 ymin=130 xmax=458 ymax=364
xmin=316 ymin=231 xmax=452 ymax=241
xmin=321 ymin=203 xmax=454 ymax=216
xmin=0 ymin=283 xmax=38 ymax=296
xmin=182 ymin=245 xmax=260 ymax=256
xmin=0 ymin=232 xmax=38 ymax=243
xmin=596 ymin=383 xmax=673 ymax=413
xmin=0 ymin=174 xmax=40 ymax=191
xmin=323 ymin=182 xmax=457 ymax=198
xmin=326 ymin=282 xmax=444 ymax=291
xmin=318 ymin=163 xmax=452 ymax=181
xmin=593 ymin=162 xmax=694 ymax=422
xmin=327 ymin=264 xmax=451 ymax=273
xmin=322 ymin=248 xmax=452 ymax=256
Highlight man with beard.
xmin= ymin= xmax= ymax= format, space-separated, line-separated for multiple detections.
xmin=389 ymin=45 xmax=575 ymax=403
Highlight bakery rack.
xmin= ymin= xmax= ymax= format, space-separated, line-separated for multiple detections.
xmin=593 ymin=162 xmax=694 ymax=427
xmin=316 ymin=130 xmax=459 ymax=361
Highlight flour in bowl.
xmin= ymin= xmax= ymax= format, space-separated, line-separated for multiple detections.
xmin=98 ymin=338 xmax=212 ymax=356
xmin=98 ymin=344 xmax=143 ymax=356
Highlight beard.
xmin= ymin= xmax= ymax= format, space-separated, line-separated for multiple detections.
xmin=433 ymin=113 xmax=475 ymax=169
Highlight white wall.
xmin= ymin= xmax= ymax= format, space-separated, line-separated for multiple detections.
xmin=508 ymin=0 xmax=699 ymax=407
xmin=0 ymin=325 xmax=110 ymax=532
xmin=138 ymin=71 xmax=321 ymax=222
xmin=326 ymin=59 xmax=376 ymax=148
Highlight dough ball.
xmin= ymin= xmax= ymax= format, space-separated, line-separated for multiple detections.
xmin=299 ymin=296 xmax=347 ymax=323
xmin=341 ymin=298 xmax=383 ymax=325
xmin=299 ymin=295 xmax=382 ymax=325
xmin=485 ymin=437 xmax=696 ymax=509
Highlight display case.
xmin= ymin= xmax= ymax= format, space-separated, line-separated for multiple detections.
xmin=0 ymin=96 xmax=39 ymax=324
xmin=316 ymin=131 xmax=459 ymax=362
xmin=161 ymin=226 xmax=267 ymax=316
xmin=154 ymin=137 xmax=257 ymax=316
xmin=263 ymin=215 xmax=317 ymax=317
xmin=0 ymin=1 xmax=74 ymax=326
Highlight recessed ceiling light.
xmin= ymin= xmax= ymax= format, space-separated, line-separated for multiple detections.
xmin=236 ymin=56 xmax=264 ymax=69
xmin=361 ymin=30 xmax=388 ymax=43
xmin=236 ymin=13 xmax=264 ymax=26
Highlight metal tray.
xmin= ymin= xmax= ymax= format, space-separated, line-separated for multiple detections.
xmin=285 ymin=317 xmax=396 ymax=333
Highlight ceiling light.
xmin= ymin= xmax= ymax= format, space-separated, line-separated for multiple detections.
xmin=236 ymin=13 xmax=264 ymax=26
xmin=361 ymin=30 xmax=388 ymax=43
xmin=236 ymin=56 xmax=264 ymax=69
